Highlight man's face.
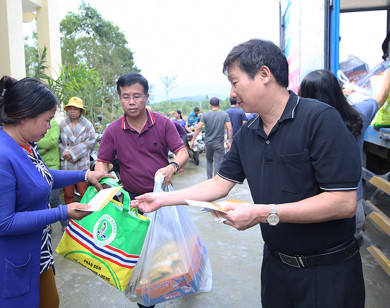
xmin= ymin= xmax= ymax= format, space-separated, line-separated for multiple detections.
xmin=119 ymin=83 xmax=149 ymax=120
xmin=194 ymin=111 xmax=199 ymax=116
xmin=227 ymin=62 xmax=263 ymax=113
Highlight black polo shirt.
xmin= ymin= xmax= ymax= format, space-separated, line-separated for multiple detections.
xmin=218 ymin=92 xmax=361 ymax=255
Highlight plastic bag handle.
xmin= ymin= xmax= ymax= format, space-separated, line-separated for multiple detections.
xmin=337 ymin=70 xmax=372 ymax=97
xmin=337 ymin=70 xmax=350 ymax=84
xmin=153 ymin=173 xmax=165 ymax=193
xmin=153 ymin=173 xmax=175 ymax=193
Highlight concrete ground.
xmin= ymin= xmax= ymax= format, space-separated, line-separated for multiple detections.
xmin=52 ymin=154 xmax=390 ymax=307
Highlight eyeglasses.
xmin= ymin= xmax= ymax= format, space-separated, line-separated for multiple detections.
xmin=120 ymin=94 xmax=146 ymax=102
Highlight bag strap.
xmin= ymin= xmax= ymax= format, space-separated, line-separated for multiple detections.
xmin=99 ymin=177 xmax=137 ymax=215
xmin=122 ymin=188 xmax=132 ymax=213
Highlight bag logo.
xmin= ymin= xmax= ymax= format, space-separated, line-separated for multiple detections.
xmin=93 ymin=214 xmax=117 ymax=247
xmin=97 ymin=221 xmax=108 ymax=239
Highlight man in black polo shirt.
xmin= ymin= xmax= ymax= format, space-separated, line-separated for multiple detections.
xmin=132 ymin=39 xmax=365 ymax=307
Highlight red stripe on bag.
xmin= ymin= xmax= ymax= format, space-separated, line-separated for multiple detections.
xmin=70 ymin=220 xmax=139 ymax=258
xmin=66 ymin=226 xmax=135 ymax=269
xmin=66 ymin=221 xmax=141 ymax=266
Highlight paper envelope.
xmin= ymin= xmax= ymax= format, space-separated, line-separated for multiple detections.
xmin=185 ymin=199 xmax=246 ymax=222
xmin=77 ymin=186 xmax=122 ymax=212
xmin=184 ymin=200 xmax=227 ymax=213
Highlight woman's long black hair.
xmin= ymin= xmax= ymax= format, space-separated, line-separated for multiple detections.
xmin=299 ymin=69 xmax=363 ymax=139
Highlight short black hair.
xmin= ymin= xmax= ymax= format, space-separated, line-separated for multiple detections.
xmin=210 ymin=97 xmax=220 ymax=106
xmin=223 ymin=39 xmax=289 ymax=88
xmin=116 ymin=73 xmax=149 ymax=95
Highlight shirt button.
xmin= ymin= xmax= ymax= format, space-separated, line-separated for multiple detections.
xmin=265 ymin=140 xmax=270 ymax=144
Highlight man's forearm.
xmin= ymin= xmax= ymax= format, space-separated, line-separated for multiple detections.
xmin=228 ymin=128 xmax=233 ymax=144
xmin=95 ymin=161 xmax=109 ymax=172
xmin=173 ymin=148 xmax=189 ymax=169
xmin=223 ymin=190 xmax=358 ymax=231
xmin=275 ymin=190 xmax=357 ymax=224
xmin=192 ymin=127 xmax=201 ymax=140
xmin=160 ymin=175 xmax=234 ymax=206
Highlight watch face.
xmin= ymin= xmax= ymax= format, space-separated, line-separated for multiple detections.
xmin=267 ymin=214 xmax=279 ymax=226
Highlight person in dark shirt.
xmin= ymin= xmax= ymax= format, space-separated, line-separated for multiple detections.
xmin=225 ymin=97 xmax=247 ymax=135
xmin=131 ymin=39 xmax=364 ymax=308
xmin=172 ymin=119 xmax=188 ymax=143
xmin=299 ymin=68 xmax=390 ymax=235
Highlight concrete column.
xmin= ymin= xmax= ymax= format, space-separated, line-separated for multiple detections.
xmin=36 ymin=0 xmax=61 ymax=79
xmin=0 ymin=0 xmax=26 ymax=79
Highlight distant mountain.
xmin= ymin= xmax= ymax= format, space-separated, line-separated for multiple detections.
xmin=157 ymin=95 xmax=206 ymax=103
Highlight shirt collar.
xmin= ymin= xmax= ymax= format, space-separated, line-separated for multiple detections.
xmin=248 ymin=91 xmax=300 ymax=130
xmin=121 ymin=109 xmax=156 ymax=130
xmin=279 ymin=91 xmax=300 ymax=122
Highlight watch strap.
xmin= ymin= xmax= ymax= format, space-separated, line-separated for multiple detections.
xmin=169 ymin=161 xmax=180 ymax=174
xmin=269 ymin=204 xmax=277 ymax=214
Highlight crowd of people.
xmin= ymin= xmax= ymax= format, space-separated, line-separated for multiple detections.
xmin=1 ymin=37 xmax=390 ymax=308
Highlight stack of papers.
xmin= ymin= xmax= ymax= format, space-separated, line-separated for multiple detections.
xmin=185 ymin=200 xmax=228 ymax=222
xmin=77 ymin=186 xmax=122 ymax=212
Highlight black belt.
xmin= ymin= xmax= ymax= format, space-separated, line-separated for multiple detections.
xmin=271 ymin=237 xmax=360 ymax=268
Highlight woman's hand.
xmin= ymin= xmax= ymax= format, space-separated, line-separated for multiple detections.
xmin=131 ymin=193 xmax=163 ymax=213
xmin=67 ymin=203 xmax=92 ymax=220
xmin=86 ymin=170 xmax=116 ymax=190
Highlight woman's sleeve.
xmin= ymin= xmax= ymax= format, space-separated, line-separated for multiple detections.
xmin=0 ymin=170 xmax=69 ymax=235
xmin=50 ymin=169 xmax=85 ymax=189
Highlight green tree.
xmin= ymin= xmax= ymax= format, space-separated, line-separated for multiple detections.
xmin=25 ymin=42 xmax=101 ymax=123
xmin=46 ymin=63 xmax=101 ymax=123
xmin=60 ymin=1 xmax=140 ymax=122
xmin=32 ymin=47 xmax=49 ymax=81
xmin=220 ymin=97 xmax=231 ymax=111
xmin=149 ymin=99 xmax=206 ymax=118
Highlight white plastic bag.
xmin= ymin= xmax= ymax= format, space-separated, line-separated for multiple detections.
xmin=337 ymin=70 xmax=372 ymax=104
xmin=339 ymin=55 xmax=369 ymax=84
xmin=356 ymin=60 xmax=390 ymax=89
xmin=125 ymin=174 xmax=212 ymax=306
xmin=338 ymin=59 xmax=390 ymax=104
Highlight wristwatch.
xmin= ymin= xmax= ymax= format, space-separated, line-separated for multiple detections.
xmin=267 ymin=204 xmax=279 ymax=226
xmin=169 ymin=161 xmax=180 ymax=174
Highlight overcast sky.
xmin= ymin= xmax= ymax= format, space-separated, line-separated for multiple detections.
xmin=57 ymin=0 xmax=280 ymax=103
xmin=54 ymin=1 xmax=387 ymax=103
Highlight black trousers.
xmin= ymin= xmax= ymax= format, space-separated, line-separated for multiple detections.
xmin=261 ymin=244 xmax=365 ymax=308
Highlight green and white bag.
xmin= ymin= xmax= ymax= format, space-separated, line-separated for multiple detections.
xmin=56 ymin=178 xmax=150 ymax=291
